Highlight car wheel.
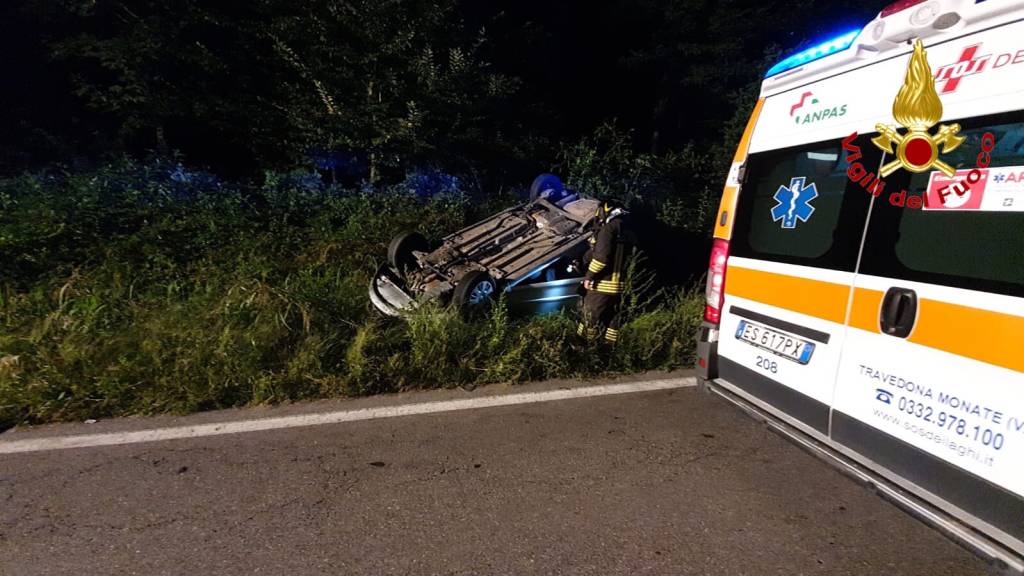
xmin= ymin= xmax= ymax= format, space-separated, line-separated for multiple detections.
xmin=388 ymin=231 xmax=428 ymax=276
xmin=529 ymin=173 xmax=564 ymax=202
xmin=452 ymin=270 xmax=497 ymax=312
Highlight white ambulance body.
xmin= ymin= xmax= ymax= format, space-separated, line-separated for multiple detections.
xmin=696 ymin=0 xmax=1024 ymax=571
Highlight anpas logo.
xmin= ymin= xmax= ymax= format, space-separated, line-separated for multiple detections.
xmin=789 ymin=91 xmax=847 ymax=125
xmin=771 ymin=177 xmax=818 ymax=229
xmin=935 ymin=42 xmax=1024 ymax=94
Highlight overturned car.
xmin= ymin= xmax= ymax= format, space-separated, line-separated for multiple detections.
xmin=370 ymin=175 xmax=600 ymax=317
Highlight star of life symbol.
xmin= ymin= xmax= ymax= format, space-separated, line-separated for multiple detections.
xmin=771 ymin=177 xmax=818 ymax=229
xmin=993 ymin=173 xmax=1007 ymax=183
xmin=873 ymin=40 xmax=965 ymax=178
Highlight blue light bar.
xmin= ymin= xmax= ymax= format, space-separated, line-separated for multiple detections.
xmin=765 ymin=30 xmax=861 ymax=78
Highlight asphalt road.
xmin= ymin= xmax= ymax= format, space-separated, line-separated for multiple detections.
xmin=0 ymin=374 xmax=987 ymax=575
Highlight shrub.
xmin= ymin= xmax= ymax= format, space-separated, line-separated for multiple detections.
xmin=558 ymin=124 xmax=726 ymax=237
xmin=0 ymin=159 xmax=703 ymax=429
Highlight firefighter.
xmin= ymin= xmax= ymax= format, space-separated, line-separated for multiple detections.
xmin=577 ymin=200 xmax=634 ymax=344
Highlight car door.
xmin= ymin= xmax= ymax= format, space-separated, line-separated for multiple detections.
xmin=715 ymin=134 xmax=879 ymax=439
xmin=830 ymin=112 xmax=1024 ymax=555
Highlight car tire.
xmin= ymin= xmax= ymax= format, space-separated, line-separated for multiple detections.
xmin=388 ymin=231 xmax=428 ymax=276
xmin=452 ymin=270 xmax=498 ymax=313
xmin=529 ymin=173 xmax=564 ymax=202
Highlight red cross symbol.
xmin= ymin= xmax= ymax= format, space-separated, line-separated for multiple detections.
xmin=935 ymin=44 xmax=990 ymax=94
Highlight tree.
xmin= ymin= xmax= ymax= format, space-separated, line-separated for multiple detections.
xmin=40 ymin=0 xmax=519 ymax=179
xmin=251 ymin=0 xmax=519 ymax=181
xmin=625 ymin=0 xmax=879 ymax=152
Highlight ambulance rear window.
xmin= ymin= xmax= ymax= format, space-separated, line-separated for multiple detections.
xmin=860 ymin=114 xmax=1024 ymax=298
xmin=731 ymin=136 xmax=876 ymax=271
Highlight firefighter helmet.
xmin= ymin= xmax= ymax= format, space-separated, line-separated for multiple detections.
xmin=596 ymin=199 xmax=625 ymax=222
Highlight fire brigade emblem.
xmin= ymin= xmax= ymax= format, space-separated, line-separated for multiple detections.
xmin=872 ymin=39 xmax=965 ymax=177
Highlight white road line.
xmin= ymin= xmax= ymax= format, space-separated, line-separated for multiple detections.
xmin=0 ymin=377 xmax=695 ymax=455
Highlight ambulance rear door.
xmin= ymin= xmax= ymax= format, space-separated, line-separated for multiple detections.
xmin=715 ymin=114 xmax=879 ymax=441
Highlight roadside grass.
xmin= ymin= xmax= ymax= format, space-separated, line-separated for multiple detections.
xmin=0 ymin=159 xmax=702 ymax=428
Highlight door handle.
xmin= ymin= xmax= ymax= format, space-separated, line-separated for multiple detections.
xmin=879 ymin=287 xmax=918 ymax=338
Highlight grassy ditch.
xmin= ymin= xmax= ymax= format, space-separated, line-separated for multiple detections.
xmin=0 ymin=159 xmax=702 ymax=428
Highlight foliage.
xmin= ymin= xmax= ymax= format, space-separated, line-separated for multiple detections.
xmin=4 ymin=0 xmax=883 ymax=182
xmin=625 ymin=0 xmax=878 ymax=150
xmin=0 ymin=160 xmax=702 ymax=429
xmin=30 ymin=0 xmax=519 ymax=179
xmin=559 ymin=123 xmax=724 ymax=236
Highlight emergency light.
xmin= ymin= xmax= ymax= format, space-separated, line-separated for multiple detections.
xmin=764 ymin=30 xmax=861 ymax=78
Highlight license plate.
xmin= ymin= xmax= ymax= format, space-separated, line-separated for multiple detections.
xmin=735 ymin=320 xmax=815 ymax=364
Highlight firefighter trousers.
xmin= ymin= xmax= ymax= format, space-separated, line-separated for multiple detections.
xmin=577 ymin=291 xmax=621 ymax=343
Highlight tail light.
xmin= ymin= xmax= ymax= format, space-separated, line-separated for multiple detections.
xmin=704 ymin=238 xmax=730 ymax=324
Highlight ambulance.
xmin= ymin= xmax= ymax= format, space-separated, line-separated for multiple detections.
xmin=695 ymin=0 xmax=1024 ymax=571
